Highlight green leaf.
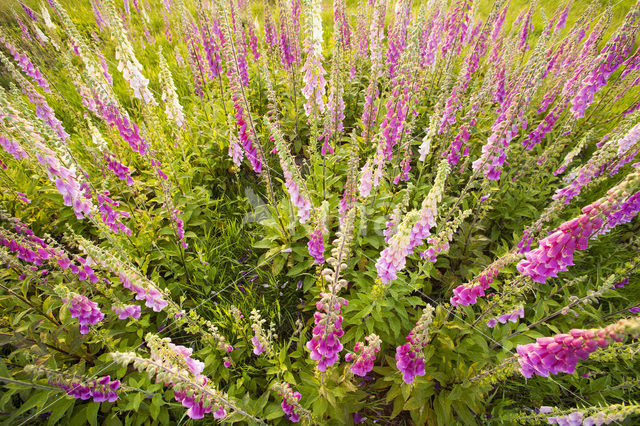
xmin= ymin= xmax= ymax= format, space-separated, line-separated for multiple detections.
xmin=86 ymin=402 xmax=99 ymax=426
xmin=150 ymin=394 xmax=163 ymax=419
xmin=48 ymin=398 xmax=75 ymax=426
xmin=263 ymin=402 xmax=285 ymax=420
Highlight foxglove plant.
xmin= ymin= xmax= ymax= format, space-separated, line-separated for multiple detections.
xmin=300 ymin=0 xmax=326 ymax=118
xmin=272 ymin=382 xmax=313 ymax=423
xmin=26 ymin=366 xmax=121 ymax=403
xmin=0 ymin=88 xmax=92 ymax=219
xmin=3 ymin=0 xmax=640 ymax=423
xmin=111 ymin=335 xmax=262 ymax=422
xmin=345 ymin=334 xmax=381 ymax=377
xmin=112 ymin=303 xmax=141 ymax=320
xmin=0 ymin=31 xmax=50 ymax=92
xmin=451 ymin=252 xmax=522 ymax=307
xmin=266 ymin=117 xmax=312 ymax=223
xmin=519 ymin=174 xmax=640 ymax=283
xmin=570 ymin=4 xmax=640 ymax=119
xmin=307 ymin=209 xmax=355 ymax=372
xmin=0 ymin=51 xmax=68 ymax=141
xmin=104 ymin=0 xmax=157 ymax=105
xmin=395 ymin=305 xmax=435 ymax=384
xmin=218 ymin=2 xmax=268 ymax=180
xmin=59 ymin=290 xmax=106 ymax=334
xmin=158 ymin=49 xmax=185 ymax=128
xmin=535 ymin=403 xmax=640 ymax=426
xmin=376 ymin=160 xmax=449 ymax=284
xmin=249 ymin=309 xmax=275 ymax=357
xmin=516 ymin=315 xmax=640 ymax=378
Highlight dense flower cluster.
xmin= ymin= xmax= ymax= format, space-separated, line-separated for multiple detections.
xmin=173 ymin=390 xmax=227 ymax=420
xmin=517 ymin=316 xmax=640 ymax=378
xmin=104 ymin=154 xmax=134 ymax=186
xmin=451 ymin=266 xmax=499 ymax=306
xmin=0 ymin=136 xmax=28 ymax=160
xmin=97 ymin=191 xmax=132 ymax=235
xmin=3 ymin=0 xmax=640 ymax=423
xmin=249 ymin=309 xmax=274 ymax=357
xmin=518 ymin=182 xmax=639 ymax=283
xmin=597 ymin=190 xmax=640 ymax=236
xmin=0 ymin=32 xmax=50 ymax=92
xmin=376 ymin=161 xmax=449 ymax=283
xmin=94 ymin=99 xmax=149 ymax=156
xmin=112 ymin=304 xmax=141 ymax=320
xmin=554 ymin=123 xmax=640 ymax=204
xmin=538 ymin=404 xmax=640 ymax=426
xmin=281 ymin=391 xmax=302 ymax=422
xmin=105 ymin=0 xmax=157 ymax=105
xmin=307 ymin=227 xmax=325 ymax=263
xmin=306 ymin=292 xmax=347 ymax=372
xmin=65 ymin=293 xmax=105 ymax=334
xmin=273 ymin=382 xmax=305 ymax=423
xmin=119 ymin=272 xmax=168 ymax=312
xmin=140 ymin=335 xmax=232 ymax=420
xmin=345 ymin=334 xmax=381 ymax=377
xmin=395 ymin=305 xmax=434 ymax=384
xmin=570 ymin=11 xmax=637 ymax=119
xmin=50 ymin=375 xmax=120 ymax=403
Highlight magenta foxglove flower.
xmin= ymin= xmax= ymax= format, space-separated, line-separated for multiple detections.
xmin=519 ymin=186 xmax=638 ymax=284
xmin=517 ymin=328 xmax=611 ymax=378
xmin=487 ymin=306 xmax=525 ymax=328
xmin=120 ymin=273 xmax=168 ymax=312
xmin=251 ymin=335 xmax=265 ymax=355
xmin=0 ymin=136 xmax=28 ymax=160
xmin=104 ymin=155 xmax=133 ymax=187
xmin=395 ymin=340 xmax=426 ymax=384
xmin=112 ymin=304 xmax=141 ymax=320
xmin=395 ymin=306 xmax=435 ymax=384
xmin=66 ymin=294 xmax=105 ymax=334
xmin=307 ymin=294 xmax=347 ymax=372
xmin=450 ymin=267 xmax=499 ymax=306
xmin=50 ymin=375 xmax=120 ymax=403
xmin=307 ymin=228 xmax=325 ymax=263
xmin=174 ymin=390 xmax=214 ymax=419
xmin=281 ymin=391 xmax=302 ymax=422
xmin=346 ymin=335 xmax=381 ymax=377
xmin=97 ymin=192 xmax=131 ymax=235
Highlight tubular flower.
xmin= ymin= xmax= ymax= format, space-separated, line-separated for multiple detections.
xmin=50 ymin=375 xmax=120 ymax=403
xmin=272 ymin=382 xmax=311 ymax=423
xmin=301 ymin=0 xmax=326 ymax=118
xmin=486 ymin=306 xmax=525 ymax=328
xmin=158 ymin=49 xmax=185 ymax=128
xmin=376 ymin=161 xmax=449 ymax=284
xmin=395 ymin=305 xmax=435 ymax=384
xmin=307 ymin=228 xmax=325 ymax=263
xmin=517 ymin=316 xmax=640 ymax=378
xmin=64 ymin=293 xmax=105 ymax=334
xmin=266 ymin=117 xmax=312 ymax=223
xmin=104 ymin=0 xmax=157 ymax=105
xmin=249 ymin=309 xmax=275 ymax=357
xmin=519 ymin=180 xmax=640 ymax=284
xmin=112 ymin=304 xmax=141 ymax=320
xmin=345 ymin=334 xmax=381 ymax=377
xmin=306 ymin=292 xmax=347 ymax=371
